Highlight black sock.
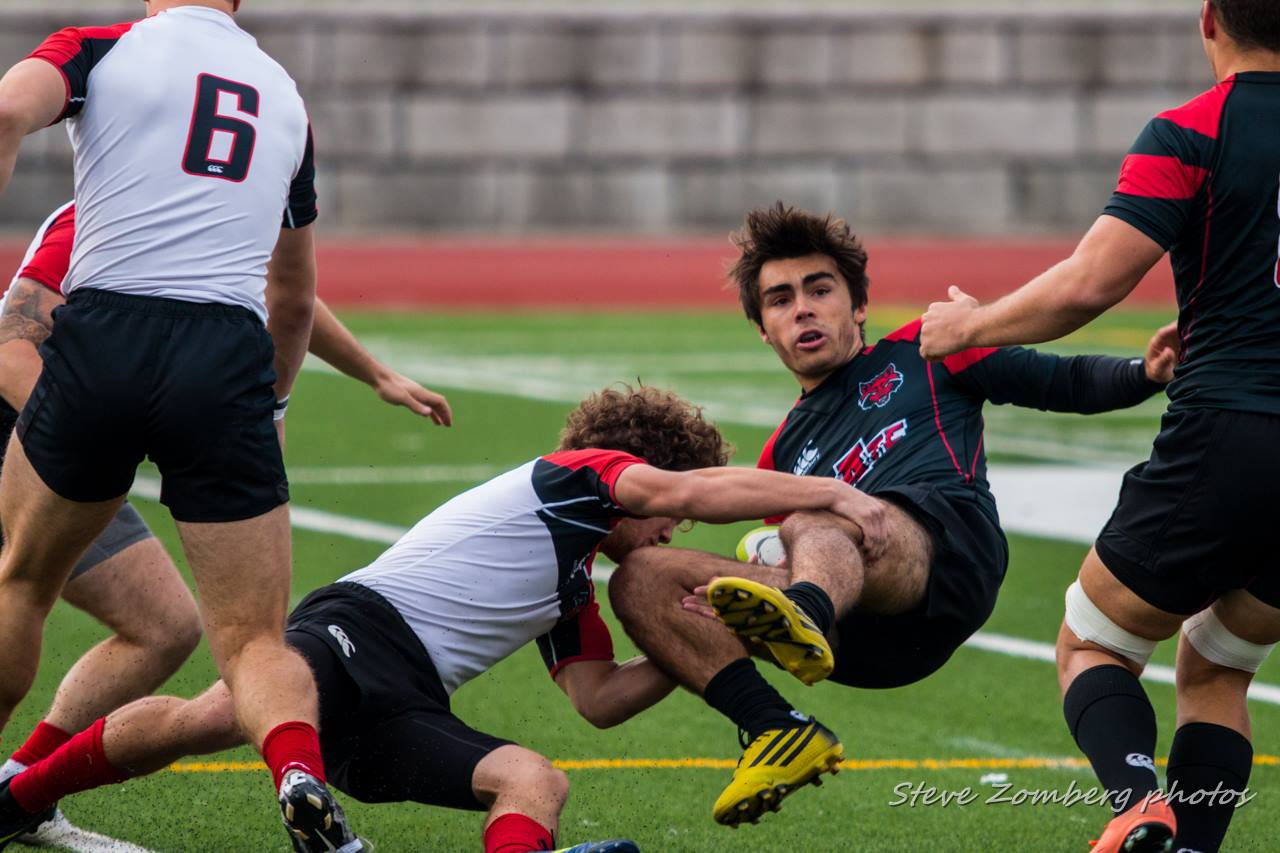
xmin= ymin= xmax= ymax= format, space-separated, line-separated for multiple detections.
xmin=1166 ymin=722 xmax=1252 ymax=853
xmin=1063 ymin=664 xmax=1160 ymax=813
xmin=783 ymin=582 xmax=835 ymax=637
xmin=703 ymin=658 xmax=803 ymax=741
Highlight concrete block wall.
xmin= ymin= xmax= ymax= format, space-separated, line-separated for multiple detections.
xmin=0 ymin=4 xmax=1211 ymax=234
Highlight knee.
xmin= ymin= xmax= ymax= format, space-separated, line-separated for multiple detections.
xmin=161 ymin=609 xmax=204 ymax=667
xmin=610 ymin=546 xmax=667 ymax=611
xmin=500 ymin=752 xmax=570 ymax=810
xmin=779 ymin=510 xmax=826 ymax=541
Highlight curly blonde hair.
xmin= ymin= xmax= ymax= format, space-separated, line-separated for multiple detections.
xmin=559 ymin=385 xmax=732 ymax=471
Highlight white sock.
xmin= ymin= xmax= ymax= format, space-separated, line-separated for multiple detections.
xmin=0 ymin=757 xmax=28 ymax=784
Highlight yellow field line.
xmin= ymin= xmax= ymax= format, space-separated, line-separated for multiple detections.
xmin=167 ymin=755 xmax=1280 ymax=774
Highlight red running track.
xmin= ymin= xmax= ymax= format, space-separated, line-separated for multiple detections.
xmin=0 ymin=236 xmax=1176 ymax=309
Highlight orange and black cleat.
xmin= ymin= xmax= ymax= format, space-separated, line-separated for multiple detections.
xmin=1088 ymin=795 xmax=1176 ymax=853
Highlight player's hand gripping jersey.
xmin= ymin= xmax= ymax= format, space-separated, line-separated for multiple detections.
xmin=27 ymin=8 xmax=316 ymax=320
xmin=758 ymin=319 xmax=1164 ymax=526
xmin=1106 ymin=74 xmax=1280 ymax=413
xmin=341 ymin=450 xmax=643 ymax=694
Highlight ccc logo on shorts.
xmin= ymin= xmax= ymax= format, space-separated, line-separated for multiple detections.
xmin=328 ymin=624 xmax=355 ymax=658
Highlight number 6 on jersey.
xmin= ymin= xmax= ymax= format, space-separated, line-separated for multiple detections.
xmin=182 ymin=73 xmax=258 ymax=182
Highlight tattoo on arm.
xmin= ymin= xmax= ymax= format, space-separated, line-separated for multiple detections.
xmin=0 ymin=279 xmax=60 ymax=348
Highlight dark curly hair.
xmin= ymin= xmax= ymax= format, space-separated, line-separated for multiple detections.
xmin=729 ymin=202 xmax=870 ymax=328
xmin=559 ymin=385 xmax=732 ymax=471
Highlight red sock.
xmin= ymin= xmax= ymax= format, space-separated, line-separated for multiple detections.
xmin=11 ymin=722 xmax=71 ymax=766
xmin=484 ymin=813 xmax=554 ymax=853
xmin=9 ymin=718 xmax=127 ymax=815
xmin=260 ymin=721 xmax=325 ymax=790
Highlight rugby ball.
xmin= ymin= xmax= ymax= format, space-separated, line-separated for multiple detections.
xmin=735 ymin=526 xmax=786 ymax=567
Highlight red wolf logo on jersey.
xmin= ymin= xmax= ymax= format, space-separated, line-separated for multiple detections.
xmin=832 ymin=419 xmax=908 ymax=485
xmin=858 ymin=363 xmax=905 ymax=411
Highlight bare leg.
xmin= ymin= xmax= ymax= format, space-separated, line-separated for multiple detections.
xmin=1056 ymin=549 xmax=1183 ymax=693
xmin=780 ymin=502 xmax=932 ymax=619
xmin=44 ymin=539 xmax=202 ymax=734
xmin=610 ymin=546 xmax=786 ymax=693
xmin=103 ymin=681 xmax=244 ymax=776
xmin=473 ymin=746 xmax=569 ymax=835
xmin=0 ymin=437 xmax=122 ymax=732
xmin=176 ymin=505 xmax=318 ymax=748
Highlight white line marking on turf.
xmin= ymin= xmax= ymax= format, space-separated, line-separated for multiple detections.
xmin=286 ymin=464 xmax=506 ymax=485
xmin=964 ymin=632 xmax=1280 ymax=707
xmin=129 ymin=471 xmax=1280 ymax=708
xmin=130 ymin=478 xmax=407 ymax=545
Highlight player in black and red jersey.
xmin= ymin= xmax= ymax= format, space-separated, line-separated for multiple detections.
xmin=921 ymin=3 xmax=1280 ymax=851
xmin=609 ymin=202 xmax=1179 ymax=828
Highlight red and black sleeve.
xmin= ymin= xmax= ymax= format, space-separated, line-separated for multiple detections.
xmin=536 ymin=596 xmax=615 ymax=679
xmin=1103 ymin=83 xmax=1229 ymax=250
xmin=27 ymin=23 xmax=135 ymax=124
xmin=16 ymin=204 xmax=76 ymax=295
xmin=282 ymin=124 xmax=318 ymax=229
xmin=538 ymin=449 xmax=646 ymax=511
xmin=949 ymin=346 xmax=1163 ymax=413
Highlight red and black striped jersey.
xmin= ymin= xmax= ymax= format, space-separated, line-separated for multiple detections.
xmin=1105 ymin=73 xmax=1280 ymax=415
xmin=758 ymin=320 xmax=1163 ymax=525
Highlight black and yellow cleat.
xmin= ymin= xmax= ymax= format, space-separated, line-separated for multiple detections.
xmin=708 ymin=577 xmax=834 ymax=686
xmin=711 ymin=718 xmax=843 ymax=827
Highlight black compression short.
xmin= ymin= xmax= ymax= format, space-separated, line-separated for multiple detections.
xmin=287 ymin=582 xmax=513 ymax=811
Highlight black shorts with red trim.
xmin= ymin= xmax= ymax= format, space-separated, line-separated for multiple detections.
xmin=827 ymin=483 xmax=1008 ymax=689
xmin=287 ymin=582 xmax=513 ymax=811
xmin=1095 ymin=407 xmax=1280 ymax=614
xmin=16 ymin=288 xmax=287 ymax=522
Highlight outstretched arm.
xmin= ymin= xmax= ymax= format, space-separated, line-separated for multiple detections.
xmin=613 ymin=464 xmax=887 ymax=548
xmin=0 ymin=60 xmax=65 ymax=198
xmin=553 ymin=657 xmax=675 ymax=729
xmin=308 ymin=299 xmax=452 ymax=425
xmin=919 ymin=216 xmax=1166 ymax=358
xmin=948 ymin=322 xmax=1179 ymax=414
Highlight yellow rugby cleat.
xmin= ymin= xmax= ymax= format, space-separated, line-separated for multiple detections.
xmin=708 ymin=577 xmax=834 ymax=685
xmin=712 ymin=718 xmax=843 ymax=827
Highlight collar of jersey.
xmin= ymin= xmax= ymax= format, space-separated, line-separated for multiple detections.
xmin=158 ymin=5 xmax=237 ymax=25
xmin=796 ymin=349 xmax=867 ymax=413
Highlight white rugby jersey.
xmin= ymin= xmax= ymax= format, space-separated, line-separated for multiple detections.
xmin=28 ymin=7 xmax=317 ymax=321
xmin=343 ymin=450 xmax=644 ymax=695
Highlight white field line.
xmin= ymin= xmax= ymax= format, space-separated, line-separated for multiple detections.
xmin=129 ymin=469 xmax=1280 ymax=709
xmin=301 ymin=349 xmax=1143 ymax=465
xmin=287 ymin=464 xmax=506 ymax=485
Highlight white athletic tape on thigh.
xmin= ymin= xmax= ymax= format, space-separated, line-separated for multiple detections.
xmin=1184 ymin=608 xmax=1277 ymax=674
xmin=1064 ymin=581 xmax=1158 ymax=667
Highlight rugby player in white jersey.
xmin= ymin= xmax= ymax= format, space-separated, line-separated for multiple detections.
xmin=0 ymin=201 xmax=453 ymax=847
xmin=0 ymin=2 xmax=362 ymax=848
xmin=0 ymin=386 xmax=878 ymax=853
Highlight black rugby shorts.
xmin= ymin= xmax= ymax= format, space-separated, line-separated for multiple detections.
xmin=17 ymin=288 xmax=288 ymax=522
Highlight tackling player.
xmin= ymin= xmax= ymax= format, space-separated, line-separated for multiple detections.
xmin=920 ymin=2 xmax=1280 ymax=850
xmin=608 ymin=202 xmax=1179 ymax=828
xmin=0 ymin=386 xmax=877 ymax=853
xmin=0 ymin=2 xmax=370 ymax=846
xmin=0 ymin=202 xmax=452 ymax=846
